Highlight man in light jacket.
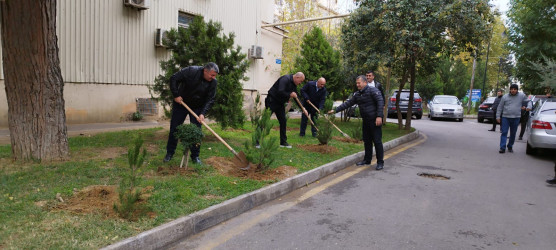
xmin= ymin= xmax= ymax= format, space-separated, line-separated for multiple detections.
xmin=496 ymin=84 xmax=531 ymax=153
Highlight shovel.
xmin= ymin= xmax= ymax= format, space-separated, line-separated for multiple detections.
xmin=178 ymin=101 xmax=249 ymax=169
xmin=306 ymin=100 xmax=351 ymax=138
xmin=293 ymin=96 xmax=319 ymax=132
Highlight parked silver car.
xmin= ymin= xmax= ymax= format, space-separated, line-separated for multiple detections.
xmin=526 ymin=99 xmax=556 ymax=155
xmin=428 ymin=95 xmax=464 ymax=122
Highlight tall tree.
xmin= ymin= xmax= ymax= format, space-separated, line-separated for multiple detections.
xmin=294 ymin=26 xmax=341 ymax=97
xmin=342 ymin=0 xmax=492 ymax=130
xmin=508 ymin=0 xmax=556 ymax=94
xmin=150 ymin=17 xmax=249 ymax=129
xmin=0 ymin=0 xmax=69 ymax=161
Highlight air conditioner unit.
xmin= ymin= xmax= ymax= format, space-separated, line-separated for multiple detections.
xmin=124 ymin=0 xmax=150 ymax=10
xmin=249 ymin=45 xmax=264 ymax=59
xmin=155 ymin=28 xmax=169 ymax=47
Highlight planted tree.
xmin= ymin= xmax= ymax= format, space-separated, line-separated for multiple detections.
xmin=150 ymin=16 xmax=249 ymax=129
xmin=317 ymin=98 xmax=339 ymax=145
xmin=114 ymin=136 xmax=148 ymax=220
xmin=244 ymin=95 xmax=279 ymax=170
xmin=174 ymin=124 xmax=204 ymax=168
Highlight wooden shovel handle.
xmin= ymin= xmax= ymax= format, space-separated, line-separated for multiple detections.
xmin=178 ymin=101 xmax=238 ymax=155
xmin=294 ymin=97 xmax=319 ymax=131
xmin=307 ymin=100 xmax=350 ymax=138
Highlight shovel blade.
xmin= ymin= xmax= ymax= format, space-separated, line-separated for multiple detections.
xmin=232 ymin=151 xmax=250 ymax=169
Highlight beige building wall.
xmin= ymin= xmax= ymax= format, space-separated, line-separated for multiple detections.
xmin=0 ymin=0 xmax=283 ymax=127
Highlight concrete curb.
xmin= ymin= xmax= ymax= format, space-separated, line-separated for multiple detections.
xmin=103 ymin=130 xmax=421 ymax=250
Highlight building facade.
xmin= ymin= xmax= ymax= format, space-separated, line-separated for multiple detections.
xmin=0 ymin=0 xmax=284 ymax=127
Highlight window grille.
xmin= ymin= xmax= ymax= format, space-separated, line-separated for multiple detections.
xmin=136 ymin=98 xmax=158 ymax=115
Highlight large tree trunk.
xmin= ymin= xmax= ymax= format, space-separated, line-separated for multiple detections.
xmin=1 ymin=0 xmax=68 ymax=161
xmin=405 ymin=54 xmax=416 ymax=130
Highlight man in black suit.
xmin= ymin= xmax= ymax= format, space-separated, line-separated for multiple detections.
xmin=489 ymin=90 xmax=503 ymax=132
xmin=366 ymin=71 xmax=385 ymax=104
xmin=299 ymin=77 xmax=327 ymax=137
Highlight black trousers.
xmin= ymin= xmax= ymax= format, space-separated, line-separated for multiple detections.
xmin=300 ymin=111 xmax=318 ymax=136
xmin=265 ymin=97 xmax=288 ymax=145
xmin=166 ymin=102 xmax=202 ymax=158
xmin=362 ymin=118 xmax=384 ymax=164
xmin=519 ymin=116 xmax=527 ymax=138
xmin=491 ymin=110 xmax=498 ymax=130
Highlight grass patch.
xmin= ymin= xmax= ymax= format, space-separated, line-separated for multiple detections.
xmin=0 ymin=119 xmax=412 ymax=249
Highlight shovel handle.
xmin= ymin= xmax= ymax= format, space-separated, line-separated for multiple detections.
xmin=178 ymin=101 xmax=238 ymax=156
xmin=294 ymin=97 xmax=319 ymax=131
xmin=307 ymin=100 xmax=350 ymax=138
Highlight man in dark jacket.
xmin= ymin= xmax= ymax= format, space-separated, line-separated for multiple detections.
xmin=299 ymin=77 xmax=327 ymax=137
xmin=489 ymin=90 xmax=503 ymax=132
xmin=329 ymin=75 xmax=385 ymax=170
xmin=366 ymin=70 xmax=385 ymax=102
xmin=264 ymin=72 xmax=308 ymax=148
xmin=163 ymin=63 xmax=219 ymax=163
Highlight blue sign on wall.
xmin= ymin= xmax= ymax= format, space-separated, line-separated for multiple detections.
xmin=275 ymin=59 xmax=282 ymax=64
xmin=466 ymin=89 xmax=482 ymax=102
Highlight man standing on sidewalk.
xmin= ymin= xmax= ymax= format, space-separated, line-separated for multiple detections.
xmin=262 ymin=72 xmax=308 ymax=148
xmin=163 ymin=63 xmax=219 ymax=164
xmin=299 ymin=77 xmax=327 ymax=137
xmin=496 ymin=84 xmax=531 ymax=153
xmin=329 ymin=76 xmax=385 ymax=170
xmin=489 ymin=90 xmax=503 ymax=132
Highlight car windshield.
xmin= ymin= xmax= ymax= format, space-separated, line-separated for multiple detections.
xmin=393 ymin=92 xmax=420 ymax=99
xmin=434 ymin=97 xmax=459 ymax=104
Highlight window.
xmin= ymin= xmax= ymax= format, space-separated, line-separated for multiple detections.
xmin=178 ymin=12 xmax=195 ymax=29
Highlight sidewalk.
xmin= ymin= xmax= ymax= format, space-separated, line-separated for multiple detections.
xmin=0 ymin=120 xmax=169 ymax=145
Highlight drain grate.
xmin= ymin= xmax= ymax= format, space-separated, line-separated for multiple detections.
xmin=417 ymin=172 xmax=451 ymax=180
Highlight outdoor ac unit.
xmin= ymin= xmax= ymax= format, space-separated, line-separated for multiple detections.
xmin=155 ymin=28 xmax=169 ymax=47
xmin=124 ymin=0 xmax=150 ymax=10
xmin=249 ymin=45 xmax=264 ymax=59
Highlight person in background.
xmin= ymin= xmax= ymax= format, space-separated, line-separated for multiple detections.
xmin=299 ymin=77 xmax=327 ymax=137
xmin=488 ymin=90 xmax=503 ymax=132
xmin=496 ymin=84 xmax=531 ymax=153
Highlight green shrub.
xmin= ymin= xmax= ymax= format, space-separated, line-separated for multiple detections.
xmin=316 ymin=98 xmax=334 ymax=145
xmin=174 ymin=124 xmax=204 ymax=152
xmin=114 ymin=136 xmax=148 ymax=220
xmin=245 ymin=97 xmax=279 ymax=170
xmin=349 ymin=108 xmax=362 ymax=139
xmin=131 ymin=111 xmax=143 ymax=121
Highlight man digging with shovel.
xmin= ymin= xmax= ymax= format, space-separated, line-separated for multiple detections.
xmin=163 ymin=63 xmax=219 ymax=164
xmin=299 ymin=77 xmax=327 ymax=137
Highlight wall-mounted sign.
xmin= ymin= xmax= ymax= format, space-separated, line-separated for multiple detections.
xmin=276 ymin=59 xmax=282 ymax=64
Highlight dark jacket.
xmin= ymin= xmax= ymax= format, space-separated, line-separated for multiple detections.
xmin=492 ymin=95 xmax=502 ymax=111
xmin=335 ymin=86 xmax=384 ymax=119
xmin=368 ymin=80 xmax=385 ymax=102
xmin=300 ymin=81 xmax=327 ymax=114
xmin=267 ymin=74 xmax=298 ymax=105
xmin=169 ymin=66 xmax=217 ymax=115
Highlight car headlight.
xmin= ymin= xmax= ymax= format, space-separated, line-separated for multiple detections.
xmin=456 ymin=107 xmax=463 ymax=112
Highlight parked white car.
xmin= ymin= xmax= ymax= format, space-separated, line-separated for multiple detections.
xmin=428 ymin=95 xmax=464 ymax=122
xmin=526 ymin=99 xmax=556 ymax=155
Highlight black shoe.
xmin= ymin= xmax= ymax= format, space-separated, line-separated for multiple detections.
xmin=499 ymin=148 xmax=505 ymax=154
xmin=546 ymin=178 xmax=556 ymax=185
xmin=356 ymin=161 xmax=370 ymax=166
xmin=280 ymin=143 xmax=292 ymax=148
xmin=299 ymin=134 xmax=305 ymax=137
xmin=508 ymin=147 xmax=513 ymax=153
xmin=375 ymin=163 xmax=384 ymax=170
xmin=488 ymin=129 xmax=495 ymax=131
xmin=191 ymin=157 xmax=202 ymax=165
xmin=163 ymin=154 xmax=173 ymax=162
xmin=518 ymin=137 xmax=522 ymax=140
xmin=312 ymin=132 xmax=318 ymax=138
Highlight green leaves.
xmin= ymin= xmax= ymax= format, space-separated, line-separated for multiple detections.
xmin=174 ymin=124 xmax=204 ymax=150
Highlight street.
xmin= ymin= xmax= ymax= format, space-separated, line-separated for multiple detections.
xmin=170 ymin=118 xmax=556 ymax=250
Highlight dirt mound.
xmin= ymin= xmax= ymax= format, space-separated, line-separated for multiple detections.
xmin=298 ymin=144 xmax=339 ymax=154
xmin=333 ymin=136 xmax=362 ymax=144
xmin=205 ymin=156 xmax=298 ymax=181
xmin=55 ymin=185 xmax=153 ymax=219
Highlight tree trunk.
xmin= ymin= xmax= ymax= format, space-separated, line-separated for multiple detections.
xmin=467 ymin=52 xmax=477 ymax=114
xmin=405 ymin=54 xmax=416 ymax=130
xmin=0 ymin=0 xmax=68 ymax=161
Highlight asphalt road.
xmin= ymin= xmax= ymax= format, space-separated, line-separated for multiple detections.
xmin=170 ymin=118 xmax=556 ymax=250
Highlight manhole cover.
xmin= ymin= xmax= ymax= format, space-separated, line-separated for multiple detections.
xmin=417 ymin=172 xmax=450 ymax=180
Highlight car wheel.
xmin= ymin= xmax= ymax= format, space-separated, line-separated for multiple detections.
xmin=478 ymin=117 xmax=484 ymax=123
xmin=458 ymin=118 xmax=463 ymax=122
xmin=416 ymin=114 xmax=422 ymax=119
xmin=526 ymin=142 xmax=536 ymax=155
